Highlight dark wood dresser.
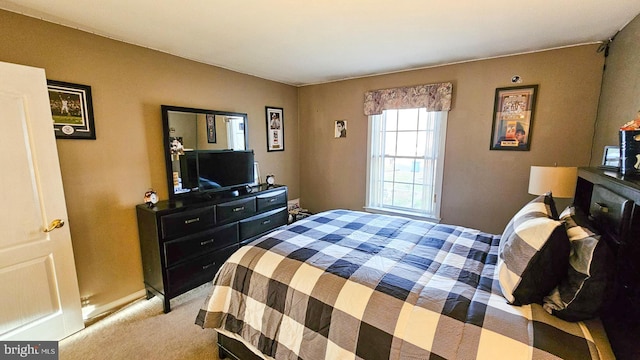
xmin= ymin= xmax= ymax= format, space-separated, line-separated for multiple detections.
xmin=136 ymin=185 xmax=288 ymax=312
xmin=575 ymin=168 xmax=640 ymax=360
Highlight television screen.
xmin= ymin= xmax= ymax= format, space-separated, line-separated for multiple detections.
xmin=197 ymin=150 xmax=254 ymax=191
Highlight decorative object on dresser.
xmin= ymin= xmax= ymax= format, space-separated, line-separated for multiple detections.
xmin=143 ymin=188 xmax=158 ymax=208
xmin=265 ymin=174 xmax=275 ymax=186
xmin=250 ymin=162 xmax=261 ymax=186
xmin=136 ymin=185 xmax=288 ymax=313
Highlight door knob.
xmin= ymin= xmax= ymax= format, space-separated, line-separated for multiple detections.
xmin=44 ymin=219 xmax=65 ymax=232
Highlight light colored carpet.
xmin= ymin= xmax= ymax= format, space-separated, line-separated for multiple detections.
xmin=60 ymin=283 xmax=220 ymax=360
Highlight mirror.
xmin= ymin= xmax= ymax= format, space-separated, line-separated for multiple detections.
xmin=161 ymin=105 xmax=249 ymax=199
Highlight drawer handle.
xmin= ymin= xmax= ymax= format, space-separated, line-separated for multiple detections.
xmin=200 ymin=239 xmax=215 ymax=246
xmin=268 ymin=198 xmax=276 ymax=203
xmin=261 ymin=219 xmax=272 ymax=225
xmin=594 ymin=203 xmax=609 ymax=213
xmin=233 ymin=206 xmax=245 ymax=212
xmin=202 ymin=262 xmax=216 ymax=270
xmin=185 ymin=217 xmax=200 ymax=224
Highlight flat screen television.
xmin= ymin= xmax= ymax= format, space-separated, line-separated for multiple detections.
xmin=170 ymin=150 xmax=254 ymax=199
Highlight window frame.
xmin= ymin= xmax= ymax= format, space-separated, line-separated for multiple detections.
xmin=364 ymin=108 xmax=448 ymax=222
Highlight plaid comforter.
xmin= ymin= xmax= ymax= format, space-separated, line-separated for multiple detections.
xmin=196 ymin=210 xmax=611 ymax=360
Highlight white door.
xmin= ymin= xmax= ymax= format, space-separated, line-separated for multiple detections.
xmin=0 ymin=61 xmax=84 ymax=340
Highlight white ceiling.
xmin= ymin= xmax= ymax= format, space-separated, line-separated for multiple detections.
xmin=2 ymin=0 xmax=640 ymax=86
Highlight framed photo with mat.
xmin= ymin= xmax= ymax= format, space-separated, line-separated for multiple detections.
xmin=266 ymin=106 xmax=284 ymax=152
xmin=489 ymin=85 xmax=538 ymax=151
xmin=47 ymin=80 xmax=96 ymax=140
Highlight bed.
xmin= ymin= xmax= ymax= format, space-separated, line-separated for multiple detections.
xmin=196 ymin=168 xmax=639 ymax=359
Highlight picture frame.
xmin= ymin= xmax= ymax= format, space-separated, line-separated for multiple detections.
xmin=335 ymin=120 xmax=347 ymax=138
xmin=601 ymin=145 xmax=621 ymax=170
xmin=169 ymin=136 xmax=185 ymax=156
xmin=489 ymin=85 xmax=538 ymax=151
xmin=47 ymin=80 xmax=96 ymax=139
xmin=266 ymin=106 xmax=284 ymax=152
xmin=206 ymin=114 xmax=216 ymax=143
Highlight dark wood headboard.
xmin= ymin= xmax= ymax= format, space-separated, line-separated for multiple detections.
xmin=575 ymin=167 xmax=640 ymax=360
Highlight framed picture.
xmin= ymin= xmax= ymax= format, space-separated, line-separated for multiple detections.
xmin=489 ymin=85 xmax=538 ymax=151
xmin=206 ymin=114 xmax=216 ymax=143
xmin=47 ymin=80 xmax=96 ymax=139
xmin=266 ymin=106 xmax=284 ymax=152
xmin=335 ymin=120 xmax=347 ymax=138
xmin=169 ymin=136 xmax=185 ymax=156
xmin=601 ymin=145 xmax=620 ymax=170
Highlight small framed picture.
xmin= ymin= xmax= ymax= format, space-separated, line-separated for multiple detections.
xmin=489 ymin=85 xmax=538 ymax=151
xmin=266 ymin=106 xmax=284 ymax=152
xmin=206 ymin=114 xmax=216 ymax=143
xmin=169 ymin=136 xmax=185 ymax=156
xmin=335 ymin=120 xmax=347 ymax=138
xmin=601 ymin=145 xmax=620 ymax=170
xmin=47 ymin=80 xmax=96 ymax=139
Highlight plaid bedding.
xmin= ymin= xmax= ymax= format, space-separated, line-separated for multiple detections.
xmin=196 ymin=210 xmax=611 ymax=360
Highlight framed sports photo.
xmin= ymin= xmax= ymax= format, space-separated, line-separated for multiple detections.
xmin=489 ymin=85 xmax=538 ymax=151
xmin=266 ymin=106 xmax=284 ymax=152
xmin=47 ymin=80 xmax=96 ymax=139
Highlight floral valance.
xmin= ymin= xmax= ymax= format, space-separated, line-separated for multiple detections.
xmin=363 ymin=82 xmax=453 ymax=116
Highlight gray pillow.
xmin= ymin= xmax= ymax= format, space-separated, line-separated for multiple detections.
xmin=543 ymin=206 xmax=613 ymax=321
xmin=498 ymin=193 xmax=570 ymax=305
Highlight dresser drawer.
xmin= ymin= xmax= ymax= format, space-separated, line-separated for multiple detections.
xmin=166 ymin=244 xmax=238 ymax=296
xmin=164 ymin=222 xmax=238 ymax=267
xmin=256 ymin=189 xmax=287 ymax=212
xmin=161 ymin=206 xmax=215 ymax=240
xmin=216 ymin=197 xmax=256 ymax=224
xmin=239 ymin=207 xmax=288 ymax=241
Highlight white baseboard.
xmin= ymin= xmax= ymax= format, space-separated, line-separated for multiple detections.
xmin=82 ymin=289 xmax=147 ymax=321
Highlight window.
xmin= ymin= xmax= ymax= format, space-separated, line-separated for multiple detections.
xmin=366 ymin=108 xmax=448 ymax=221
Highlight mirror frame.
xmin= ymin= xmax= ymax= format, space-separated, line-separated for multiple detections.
xmin=161 ymin=105 xmax=249 ymax=200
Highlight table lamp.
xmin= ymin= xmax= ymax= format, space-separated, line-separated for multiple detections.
xmin=528 ymin=166 xmax=578 ymax=198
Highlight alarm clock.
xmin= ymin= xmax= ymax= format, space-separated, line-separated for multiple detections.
xmin=144 ymin=189 xmax=158 ymax=207
xmin=266 ymin=175 xmax=275 ymax=186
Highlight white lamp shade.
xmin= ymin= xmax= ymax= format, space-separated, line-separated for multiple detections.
xmin=528 ymin=166 xmax=578 ymax=198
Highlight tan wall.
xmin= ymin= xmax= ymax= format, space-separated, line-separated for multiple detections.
xmin=0 ymin=10 xmax=299 ymax=311
xmin=591 ymin=14 xmax=640 ymax=165
xmin=298 ymin=45 xmax=604 ymax=234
